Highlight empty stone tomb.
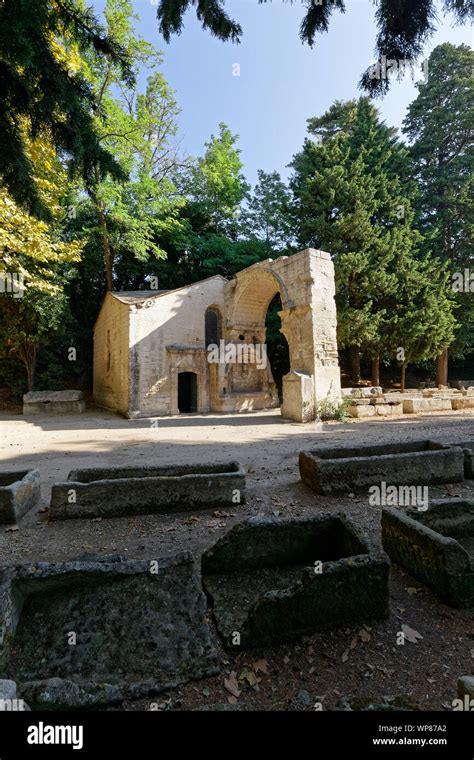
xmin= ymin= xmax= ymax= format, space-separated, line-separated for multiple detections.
xmin=50 ymin=462 xmax=245 ymax=520
xmin=23 ymin=390 xmax=86 ymax=415
xmin=382 ymin=499 xmax=474 ymax=608
xmin=453 ymin=441 xmax=474 ymax=479
xmin=202 ymin=514 xmax=390 ymax=648
xmin=0 ymin=470 xmax=40 ymax=525
xmin=299 ymin=440 xmax=466 ymax=495
xmin=0 ymin=553 xmax=219 ymax=709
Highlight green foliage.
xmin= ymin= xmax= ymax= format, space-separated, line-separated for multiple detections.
xmin=155 ymin=0 xmax=473 ymax=97
xmin=240 ymin=170 xmax=294 ymax=252
xmin=157 ymin=0 xmax=242 ymax=43
xmin=403 ymin=43 xmax=474 ymax=357
xmin=316 ymin=395 xmax=351 ymax=422
xmin=290 ymin=96 xmax=458 ymax=372
xmin=0 ymin=288 xmax=68 ymax=390
xmin=0 ymin=0 xmax=133 ymax=217
xmin=179 ymin=123 xmax=249 ymax=237
xmin=70 ymin=0 xmax=184 ymax=291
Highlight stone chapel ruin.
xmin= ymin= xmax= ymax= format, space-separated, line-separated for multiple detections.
xmin=93 ymin=248 xmax=341 ymax=422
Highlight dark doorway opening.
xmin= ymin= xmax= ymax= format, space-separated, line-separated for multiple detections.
xmin=265 ymin=293 xmax=290 ymax=403
xmin=178 ymin=372 xmax=198 ymax=413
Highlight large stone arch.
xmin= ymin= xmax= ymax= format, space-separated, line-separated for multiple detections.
xmin=223 ymin=248 xmax=341 ymax=421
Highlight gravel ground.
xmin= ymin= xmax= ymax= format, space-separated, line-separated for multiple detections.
xmin=0 ymin=406 xmax=473 ymax=711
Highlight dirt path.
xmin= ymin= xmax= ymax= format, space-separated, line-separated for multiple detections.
xmin=0 ymin=407 xmax=473 ymax=710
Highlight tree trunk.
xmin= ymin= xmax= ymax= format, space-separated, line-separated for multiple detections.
xmin=20 ymin=343 xmax=37 ymax=391
xmin=94 ymin=166 xmax=113 ymax=291
xmin=401 ymin=362 xmax=407 ymax=393
xmin=436 ymin=348 xmax=448 ymax=387
xmin=371 ymin=353 xmax=380 ymax=387
xmin=97 ymin=205 xmax=113 ymax=291
xmin=349 ymin=346 xmax=361 ymax=384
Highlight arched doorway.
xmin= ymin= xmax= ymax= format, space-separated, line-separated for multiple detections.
xmin=224 ymin=250 xmax=341 ymax=420
xmin=178 ymin=372 xmax=198 ymax=413
xmin=227 ymin=268 xmax=290 ymax=408
xmin=265 ymin=293 xmax=290 ymax=402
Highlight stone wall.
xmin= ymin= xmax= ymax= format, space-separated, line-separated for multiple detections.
xmin=93 ymin=295 xmax=129 ymax=415
xmin=126 ymin=277 xmax=225 ymax=417
xmin=224 ymin=249 xmax=341 ymax=420
xmin=93 ymin=249 xmax=341 ymax=420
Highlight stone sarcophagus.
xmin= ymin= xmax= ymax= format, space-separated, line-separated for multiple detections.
xmin=202 ymin=514 xmax=390 ymax=648
xmin=0 ymin=553 xmax=219 ymax=708
xmin=382 ymin=499 xmax=474 ymax=608
xmin=23 ymin=390 xmax=85 ymax=415
xmin=299 ymin=440 xmax=465 ymax=495
xmin=0 ymin=470 xmax=40 ymax=524
xmin=50 ymin=462 xmax=245 ymax=520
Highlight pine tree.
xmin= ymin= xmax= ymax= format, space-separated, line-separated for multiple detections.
xmin=0 ymin=0 xmax=133 ymax=216
xmin=290 ymin=97 xmax=457 ymax=386
xmin=403 ymin=43 xmax=474 ymax=383
xmin=155 ymin=1 xmax=472 ymax=96
xmin=240 ymin=170 xmax=294 ymax=253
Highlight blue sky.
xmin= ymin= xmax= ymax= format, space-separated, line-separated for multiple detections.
xmin=93 ymin=1 xmax=472 ymax=185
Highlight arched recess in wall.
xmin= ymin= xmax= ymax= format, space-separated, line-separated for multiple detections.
xmin=230 ymin=268 xmax=291 ymax=402
xmin=205 ymin=306 xmax=223 ymax=347
xmin=230 ymin=269 xmax=291 ymax=327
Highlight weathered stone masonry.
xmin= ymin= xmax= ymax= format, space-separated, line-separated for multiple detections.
xmin=93 ymin=248 xmax=341 ymax=421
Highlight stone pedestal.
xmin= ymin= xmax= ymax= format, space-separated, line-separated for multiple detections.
xmin=281 ymin=371 xmax=314 ymax=423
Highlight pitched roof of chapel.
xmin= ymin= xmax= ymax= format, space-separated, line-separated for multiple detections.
xmin=110 ymin=274 xmax=227 ymax=305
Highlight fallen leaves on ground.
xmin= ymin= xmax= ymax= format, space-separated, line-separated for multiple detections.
xmin=224 ymin=672 xmax=241 ymax=699
xmin=253 ymin=659 xmax=269 ymax=674
xmin=402 ymin=624 xmax=424 ymax=643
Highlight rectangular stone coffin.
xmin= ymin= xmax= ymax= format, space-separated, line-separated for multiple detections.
xmin=0 ymin=470 xmax=40 ymax=524
xmin=0 ymin=553 xmax=219 ymax=708
xmin=451 ymin=398 xmax=474 ymax=410
xmin=299 ymin=440 xmax=464 ymax=495
xmin=202 ymin=514 xmax=390 ymax=647
xmin=23 ymin=390 xmax=85 ymax=415
xmin=402 ymin=398 xmax=451 ymax=413
xmin=382 ymin=500 xmax=474 ymax=608
xmin=50 ymin=462 xmax=245 ymax=519
xmin=347 ymin=400 xmax=403 ymax=418
xmin=453 ymin=441 xmax=474 ymax=478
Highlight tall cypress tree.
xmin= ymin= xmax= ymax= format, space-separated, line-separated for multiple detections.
xmin=403 ymin=43 xmax=474 ymax=384
xmin=291 ymin=97 xmax=457 ymax=386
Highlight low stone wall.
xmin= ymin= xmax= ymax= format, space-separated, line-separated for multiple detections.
xmin=0 ymin=554 xmax=219 ymax=708
xmin=342 ymin=387 xmax=383 ymax=399
xmin=451 ymin=398 xmax=474 ymax=410
xmin=23 ymin=390 xmax=85 ymax=415
xmin=402 ymin=398 xmax=452 ymax=413
xmin=381 ymin=499 xmax=474 ymax=608
xmin=0 ymin=470 xmax=40 ymax=525
xmin=50 ymin=462 xmax=246 ymax=519
xmin=202 ymin=514 xmax=390 ymax=647
xmin=299 ymin=441 xmax=465 ymax=495
xmin=347 ymin=400 xmax=403 ymax=418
